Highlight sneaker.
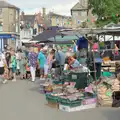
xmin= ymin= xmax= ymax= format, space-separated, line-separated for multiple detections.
xmin=31 ymin=80 xmax=35 ymax=82
xmin=12 ymin=79 xmax=16 ymax=82
xmin=3 ymin=80 xmax=8 ymax=84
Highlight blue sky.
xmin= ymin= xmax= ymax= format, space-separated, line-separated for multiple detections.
xmin=8 ymin=0 xmax=78 ymax=15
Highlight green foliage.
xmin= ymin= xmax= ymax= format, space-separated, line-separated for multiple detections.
xmin=88 ymin=0 xmax=120 ymax=27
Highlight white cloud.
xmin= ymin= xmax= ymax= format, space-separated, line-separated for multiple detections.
xmin=21 ymin=2 xmax=77 ymax=16
xmin=9 ymin=0 xmax=78 ymax=15
xmin=47 ymin=2 xmax=77 ymax=16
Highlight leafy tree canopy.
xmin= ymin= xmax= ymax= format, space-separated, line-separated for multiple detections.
xmin=88 ymin=0 xmax=120 ymax=27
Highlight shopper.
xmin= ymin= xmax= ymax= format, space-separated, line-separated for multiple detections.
xmin=0 ymin=52 xmax=7 ymax=84
xmin=5 ymin=48 xmax=11 ymax=80
xmin=38 ymin=47 xmax=47 ymax=80
xmin=19 ymin=51 xmax=27 ymax=79
xmin=51 ymin=49 xmax=66 ymax=78
xmin=28 ymin=47 xmax=38 ymax=82
xmin=16 ymin=49 xmax=21 ymax=75
xmin=44 ymin=49 xmax=54 ymax=78
xmin=11 ymin=50 xmax=17 ymax=82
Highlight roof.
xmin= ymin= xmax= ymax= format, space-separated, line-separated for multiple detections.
xmin=60 ymin=28 xmax=120 ymax=36
xmin=104 ymin=23 xmax=120 ymax=29
xmin=71 ymin=2 xmax=87 ymax=11
xmin=20 ymin=15 xmax=36 ymax=25
xmin=35 ymin=13 xmax=44 ymax=24
xmin=0 ymin=1 xmax=19 ymax=10
xmin=97 ymin=29 xmax=120 ymax=36
xmin=48 ymin=12 xmax=71 ymax=19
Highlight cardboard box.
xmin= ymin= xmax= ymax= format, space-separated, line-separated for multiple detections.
xmin=46 ymin=101 xmax=59 ymax=109
xmin=82 ymin=98 xmax=97 ymax=105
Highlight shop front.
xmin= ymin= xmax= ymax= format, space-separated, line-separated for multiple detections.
xmin=0 ymin=33 xmax=19 ymax=51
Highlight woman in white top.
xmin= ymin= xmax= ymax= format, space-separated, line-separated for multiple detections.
xmin=0 ymin=53 xmax=5 ymax=74
xmin=0 ymin=52 xmax=7 ymax=83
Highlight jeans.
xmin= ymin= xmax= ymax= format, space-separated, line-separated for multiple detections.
xmin=90 ymin=63 xmax=101 ymax=80
xmin=30 ymin=66 xmax=36 ymax=81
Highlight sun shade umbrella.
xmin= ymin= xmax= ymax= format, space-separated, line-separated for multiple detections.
xmin=31 ymin=29 xmax=61 ymax=43
xmin=48 ymin=35 xmax=79 ymax=41
xmin=31 ymin=26 xmax=66 ymax=43
xmin=46 ymin=26 xmax=66 ymax=31
xmin=60 ymin=30 xmax=82 ymax=37
xmin=47 ymin=40 xmax=74 ymax=44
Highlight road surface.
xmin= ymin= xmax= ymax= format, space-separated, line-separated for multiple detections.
xmin=0 ymin=79 xmax=120 ymax=120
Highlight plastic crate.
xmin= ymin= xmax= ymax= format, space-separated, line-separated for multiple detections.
xmin=46 ymin=94 xmax=59 ymax=103
xmin=58 ymin=98 xmax=82 ymax=107
xmin=53 ymin=81 xmax=63 ymax=85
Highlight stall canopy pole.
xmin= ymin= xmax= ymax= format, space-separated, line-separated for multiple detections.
xmin=91 ymin=31 xmax=98 ymax=107
xmin=54 ymin=36 xmax=62 ymax=81
xmin=113 ymin=35 xmax=115 ymax=61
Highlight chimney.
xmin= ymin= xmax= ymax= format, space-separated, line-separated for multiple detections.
xmin=42 ymin=7 xmax=46 ymax=18
xmin=21 ymin=11 xmax=25 ymax=15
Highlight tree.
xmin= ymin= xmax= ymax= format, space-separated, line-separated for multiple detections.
xmin=88 ymin=0 xmax=120 ymax=27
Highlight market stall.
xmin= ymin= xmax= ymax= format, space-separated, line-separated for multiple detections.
xmin=38 ymin=30 xmax=99 ymax=112
xmin=36 ymin=28 xmax=120 ymax=112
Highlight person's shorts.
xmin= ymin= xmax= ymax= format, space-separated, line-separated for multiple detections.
xmin=44 ymin=64 xmax=49 ymax=75
xmin=12 ymin=67 xmax=16 ymax=73
xmin=0 ymin=67 xmax=4 ymax=75
xmin=40 ymin=68 xmax=44 ymax=75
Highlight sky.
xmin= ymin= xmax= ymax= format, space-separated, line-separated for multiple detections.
xmin=8 ymin=0 xmax=78 ymax=16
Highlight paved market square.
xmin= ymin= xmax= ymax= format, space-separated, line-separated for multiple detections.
xmin=0 ymin=79 xmax=120 ymax=120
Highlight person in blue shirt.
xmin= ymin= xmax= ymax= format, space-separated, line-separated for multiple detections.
xmin=51 ymin=49 xmax=65 ymax=78
xmin=38 ymin=48 xmax=47 ymax=79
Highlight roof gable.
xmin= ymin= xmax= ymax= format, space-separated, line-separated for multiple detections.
xmin=71 ymin=2 xmax=87 ymax=11
xmin=20 ymin=15 xmax=36 ymax=25
xmin=0 ymin=1 xmax=19 ymax=10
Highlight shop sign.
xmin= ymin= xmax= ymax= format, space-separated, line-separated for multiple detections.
xmin=0 ymin=34 xmax=16 ymax=39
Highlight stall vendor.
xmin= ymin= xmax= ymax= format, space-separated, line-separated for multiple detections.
xmin=66 ymin=52 xmax=80 ymax=69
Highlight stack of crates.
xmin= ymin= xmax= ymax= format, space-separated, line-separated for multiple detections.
xmin=58 ymin=97 xmax=82 ymax=107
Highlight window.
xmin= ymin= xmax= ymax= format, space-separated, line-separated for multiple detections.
xmin=0 ymin=26 xmax=3 ymax=32
xmin=0 ymin=21 xmax=3 ymax=31
xmin=16 ymin=23 xmax=18 ymax=33
xmin=73 ymin=11 xmax=78 ymax=17
xmin=81 ymin=11 xmax=87 ymax=17
xmin=56 ymin=17 xmax=59 ymax=25
xmin=0 ymin=8 xmax=2 ymax=15
xmin=16 ymin=10 xmax=19 ymax=20
xmin=78 ymin=11 xmax=81 ymax=16
xmin=0 ymin=8 xmax=2 ymax=18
